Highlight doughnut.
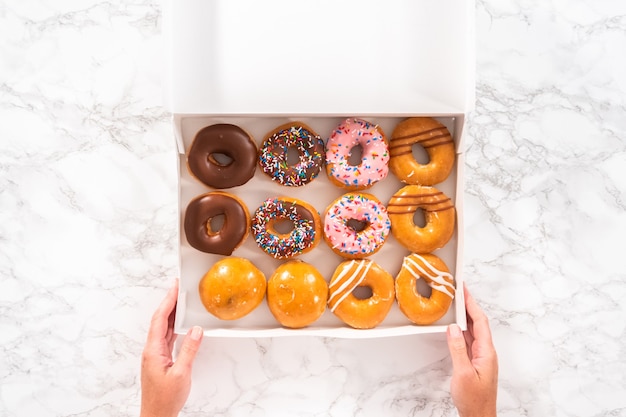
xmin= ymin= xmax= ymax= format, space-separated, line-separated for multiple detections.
xmin=395 ymin=253 xmax=456 ymax=325
xmin=387 ymin=185 xmax=455 ymax=253
xmin=258 ymin=122 xmax=325 ymax=186
xmin=323 ymin=192 xmax=391 ymax=259
xmin=325 ymin=118 xmax=389 ymax=190
xmin=328 ymin=259 xmax=394 ymax=329
xmin=198 ymin=257 xmax=266 ymax=320
xmin=251 ymin=197 xmax=322 ymax=259
xmin=266 ymin=260 xmax=328 ymax=328
xmin=389 ymin=117 xmax=455 ymax=185
xmin=187 ymin=124 xmax=257 ymax=189
xmin=184 ymin=191 xmax=250 ymax=255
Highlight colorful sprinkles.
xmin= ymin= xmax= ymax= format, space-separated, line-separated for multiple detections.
xmin=323 ymin=193 xmax=391 ymax=257
xmin=252 ymin=198 xmax=318 ymax=259
xmin=258 ymin=124 xmax=325 ymax=187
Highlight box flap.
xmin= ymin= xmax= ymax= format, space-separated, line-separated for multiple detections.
xmin=164 ymin=0 xmax=475 ymax=115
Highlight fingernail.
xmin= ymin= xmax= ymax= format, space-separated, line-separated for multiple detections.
xmin=449 ymin=324 xmax=462 ymax=338
xmin=190 ymin=325 xmax=203 ymax=341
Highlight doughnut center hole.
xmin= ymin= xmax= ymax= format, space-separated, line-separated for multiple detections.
xmin=286 ymin=147 xmax=301 ymax=165
xmin=347 ymin=218 xmax=368 ymax=232
xmin=412 ymin=143 xmax=430 ymax=165
xmin=208 ymin=152 xmax=234 ymax=167
xmin=413 ymin=208 xmax=427 ymax=228
xmin=347 ymin=144 xmax=364 ymax=166
xmin=206 ymin=214 xmax=225 ymax=235
xmin=273 ymin=219 xmax=295 ymax=235
xmin=416 ymin=278 xmax=433 ymax=298
xmin=353 ymin=285 xmax=373 ymax=300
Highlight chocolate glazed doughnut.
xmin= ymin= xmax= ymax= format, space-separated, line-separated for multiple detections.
xmin=184 ymin=192 xmax=250 ymax=255
xmin=187 ymin=124 xmax=257 ymax=189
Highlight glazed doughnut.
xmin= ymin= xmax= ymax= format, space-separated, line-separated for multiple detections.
xmin=266 ymin=260 xmax=328 ymax=328
xmin=328 ymin=259 xmax=394 ymax=329
xmin=198 ymin=257 xmax=266 ymax=320
xmin=187 ymin=124 xmax=257 ymax=189
xmin=395 ymin=253 xmax=456 ymax=325
xmin=389 ymin=117 xmax=455 ymax=185
xmin=323 ymin=192 xmax=391 ymax=259
xmin=325 ymin=118 xmax=389 ymax=190
xmin=184 ymin=191 xmax=250 ymax=255
xmin=387 ymin=185 xmax=455 ymax=253
xmin=251 ymin=197 xmax=322 ymax=259
xmin=258 ymin=122 xmax=325 ymax=186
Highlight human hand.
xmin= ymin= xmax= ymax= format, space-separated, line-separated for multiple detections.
xmin=141 ymin=279 xmax=203 ymax=417
xmin=446 ymin=286 xmax=498 ymax=417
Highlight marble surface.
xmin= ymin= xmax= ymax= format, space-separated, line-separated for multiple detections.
xmin=1 ymin=0 xmax=625 ymax=416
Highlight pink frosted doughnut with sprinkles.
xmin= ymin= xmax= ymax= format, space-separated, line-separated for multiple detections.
xmin=258 ymin=122 xmax=325 ymax=187
xmin=323 ymin=192 xmax=391 ymax=259
xmin=325 ymin=118 xmax=389 ymax=190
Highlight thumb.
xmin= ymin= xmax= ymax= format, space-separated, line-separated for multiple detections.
xmin=174 ymin=326 xmax=203 ymax=373
xmin=447 ymin=324 xmax=471 ymax=371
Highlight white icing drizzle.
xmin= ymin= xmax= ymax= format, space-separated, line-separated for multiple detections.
xmin=403 ymin=254 xmax=455 ymax=299
xmin=328 ymin=260 xmax=373 ymax=312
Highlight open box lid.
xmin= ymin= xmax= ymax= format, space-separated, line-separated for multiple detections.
xmin=163 ymin=0 xmax=475 ymax=115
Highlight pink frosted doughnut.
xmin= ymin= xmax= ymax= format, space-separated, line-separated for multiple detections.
xmin=323 ymin=192 xmax=391 ymax=259
xmin=325 ymin=118 xmax=389 ymax=190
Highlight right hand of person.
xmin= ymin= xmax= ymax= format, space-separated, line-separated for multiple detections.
xmin=446 ymin=286 xmax=498 ymax=417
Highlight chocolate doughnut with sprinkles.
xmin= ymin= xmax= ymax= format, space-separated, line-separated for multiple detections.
xmin=258 ymin=122 xmax=325 ymax=187
xmin=251 ymin=197 xmax=322 ymax=259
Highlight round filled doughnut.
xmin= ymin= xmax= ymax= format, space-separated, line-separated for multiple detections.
xmin=328 ymin=259 xmax=394 ymax=329
xmin=395 ymin=253 xmax=456 ymax=325
xmin=187 ymin=124 xmax=257 ymax=189
xmin=266 ymin=260 xmax=328 ymax=328
xmin=258 ymin=122 xmax=325 ymax=186
xmin=387 ymin=185 xmax=455 ymax=253
xmin=389 ymin=117 xmax=455 ymax=185
xmin=198 ymin=257 xmax=266 ymax=320
xmin=325 ymin=118 xmax=389 ymax=190
xmin=184 ymin=191 xmax=250 ymax=255
xmin=323 ymin=192 xmax=391 ymax=259
xmin=251 ymin=197 xmax=322 ymax=259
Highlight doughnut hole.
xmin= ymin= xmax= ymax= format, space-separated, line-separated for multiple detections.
xmin=415 ymin=277 xmax=433 ymax=298
xmin=206 ymin=214 xmax=225 ymax=236
xmin=412 ymin=208 xmax=427 ymax=228
xmin=208 ymin=152 xmax=234 ymax=167
xmin=352 ymin=285 xmax=374 ymax=300
xmin=347 ymin=218 xmax=368 ymax=232
xmin=272 ymin=219 xmax=295 ymax=235
xmin=412 ymin=143 xmax=430 ymax=164
xmin=286 ymin=146 xmax=301 ymax=165
xmin=347 ymin=144 xmax=364 ymax=166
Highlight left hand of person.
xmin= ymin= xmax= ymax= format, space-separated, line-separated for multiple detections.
xmin=140 ymin=279 xmax=203 ymax=417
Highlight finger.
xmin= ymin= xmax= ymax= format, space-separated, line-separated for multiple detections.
xmin=166 ymin=306 xmax=178 ymax=352
xmin=446 ymin=324 xmax=472 ymax=371
xmin=464 ymin=287 xmax=493 ymax=347
xmin=147 ymin=279 xmax=179 ymax=344
xmin=173 ymin=326 xmax=204 ymax=374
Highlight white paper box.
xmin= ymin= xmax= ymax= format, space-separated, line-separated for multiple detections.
xmin=164 ymin=0 xmax=474 ymax=338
